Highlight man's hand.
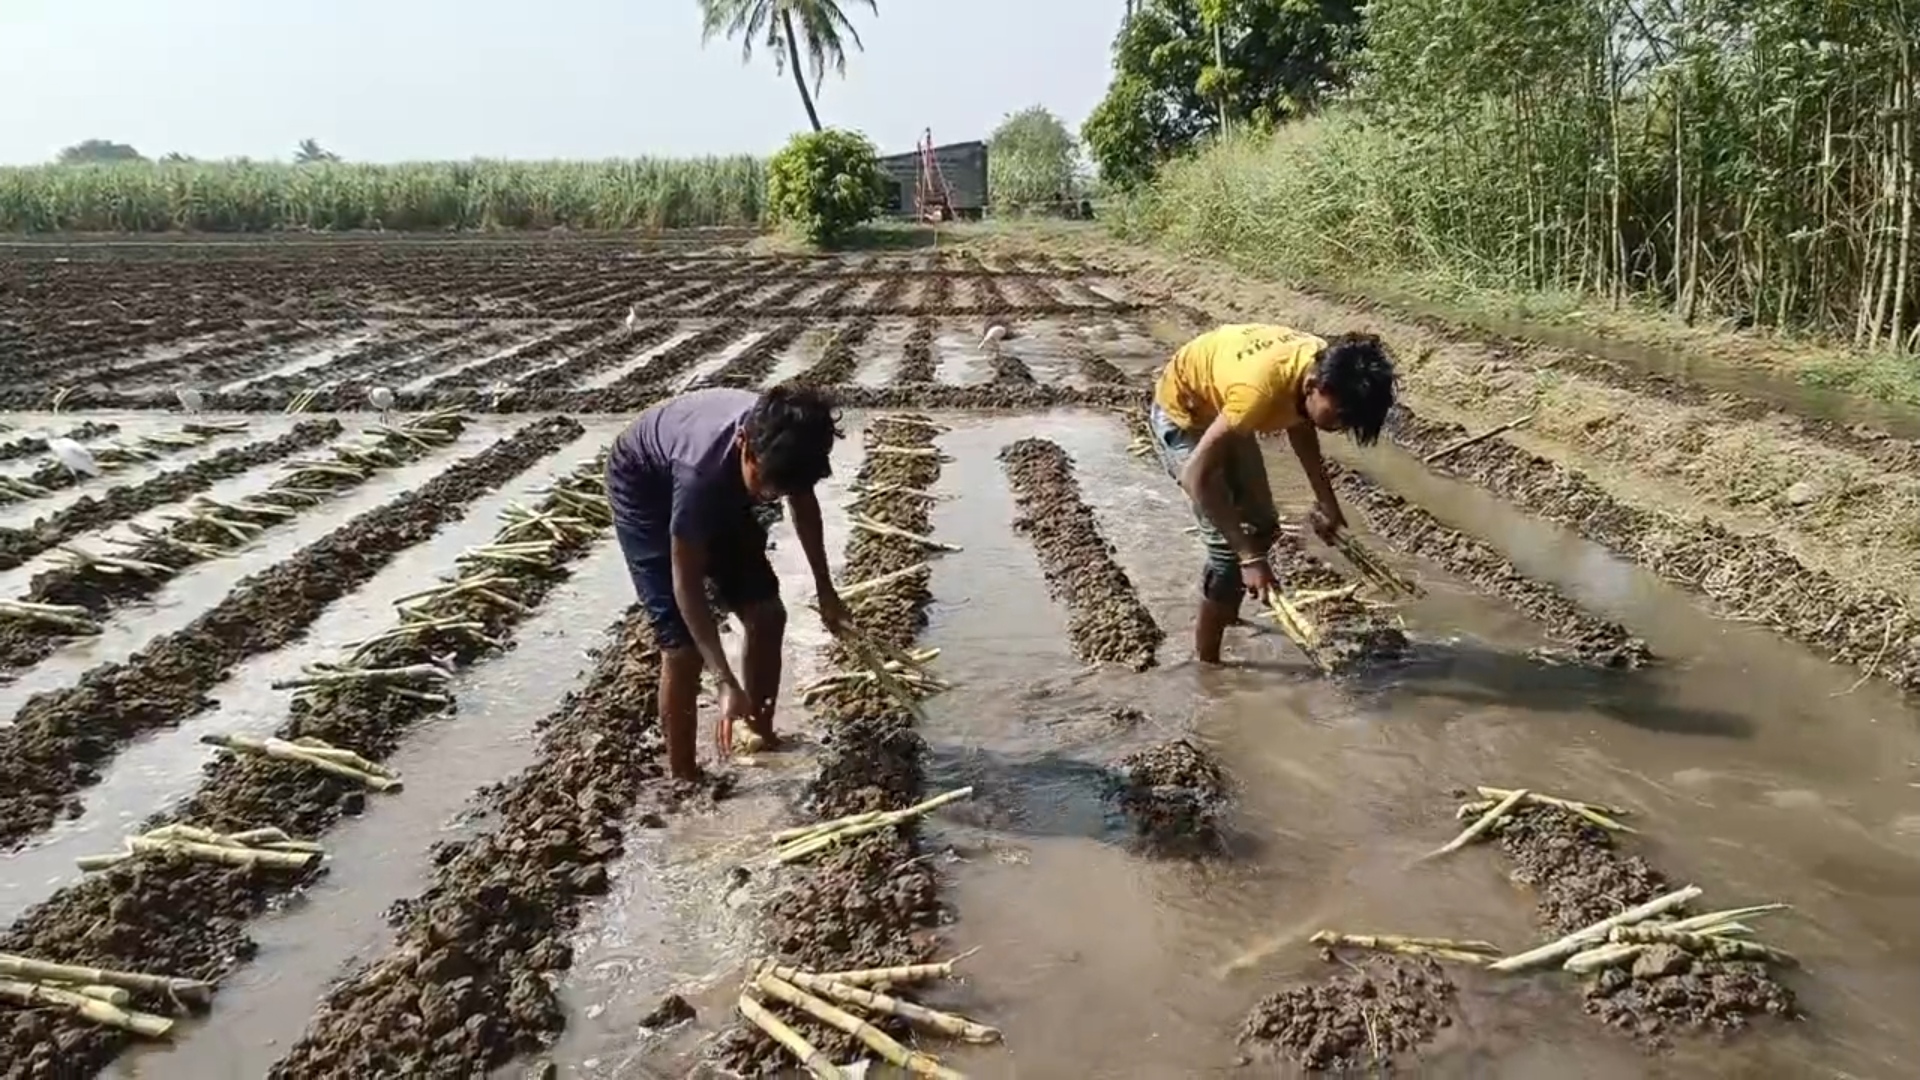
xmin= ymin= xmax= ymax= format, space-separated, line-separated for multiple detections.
xmin=715 ymin=680 xmax=753 ymax=758
xmin=816 ymin=585 xmax=854 ymax=636
xmin=1307 ymin=502 xmax=1346 ymax=544
xmin=1239 ymin=554 xmax=1278 ymax=599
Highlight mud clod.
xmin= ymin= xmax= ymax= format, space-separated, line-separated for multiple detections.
xmin=1238 ymin=957 xmax=1456 ymax=1072
xmin=1109 ymin=736 xmax=1230 ymax=846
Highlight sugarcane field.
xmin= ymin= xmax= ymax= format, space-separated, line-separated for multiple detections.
xmin=0 ymin=227 xmax=1912 ymax=1080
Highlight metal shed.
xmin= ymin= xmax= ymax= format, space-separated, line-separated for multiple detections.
xmin=875 ymin=140 xmax=989 ymax=221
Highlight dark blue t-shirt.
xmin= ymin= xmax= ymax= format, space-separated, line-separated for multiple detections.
xmin=607 ymin=388 xmax=758 ymax=545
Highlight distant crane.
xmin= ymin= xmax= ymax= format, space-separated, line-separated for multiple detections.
xmin=979 ymin=324 xmax=1008 ymax=351
xmin=176 ymin=387 xmax=205 ymax=415
xmin=915 ymin=128 xmax=957 ymax=224
xmin=367 ymin=385 xmax=395 ymax=424
xmin=625 ymin=304 xmax=638 ymax=332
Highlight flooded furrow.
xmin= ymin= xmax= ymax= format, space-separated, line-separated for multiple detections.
xmin=0 ymin=419 xmax=585 ymax=851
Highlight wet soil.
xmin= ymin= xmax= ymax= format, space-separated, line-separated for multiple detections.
xmin=2 ymin=413 xmax=473 ymax=675
xmin=0 ymin=417 xmax=583 ymax=851
xmin=1238 ymin=956 xmax=1458 ymax=1072
xmin=695 ymin=322 xmax=807 ymax=390
xmin=265 ymin=611 xmax=670 ymax=1078
xmin=895 ymin=319 xmax=937 ymax=384
xmin=1489 ymin=805 xmax=1799 ymax=1045
xmin=785 ymin=318 xmax=877 ymax=388
xmin=0 ymin=431 xmax=602 ymax=1078
xmin=1386 ymin=405 xmax=1920 ymax=695
xmin=0 ymin=421 xmax=118 ymax=462
xmin=710 ymin=415 xmax=952 ymax=1075
xmin=0 ymin=420 xmax=251 ymax=508
xmin=1326 ymin=461 xmax=1654 ymax=669
xmin=513 ymin=321 xmax=679 ymax=391
xmin=1108 ymin=735 xmax=1230 ymax=849
xmin=1000 ymin=437 xmax=1164 ymax=669
xmin=227 ymin=321 xmax=451 ymax=395
xmin=0 ymin=419 xmax=342 ymax=571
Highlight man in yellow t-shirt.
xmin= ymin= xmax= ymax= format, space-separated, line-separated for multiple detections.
xmin=1146 ymin=324 xmax=1397 ymax=663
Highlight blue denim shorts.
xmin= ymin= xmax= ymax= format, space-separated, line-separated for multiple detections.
xmin=1147 ymin=400 xmax=1279 ymax=603
xmin=611 ymin=507 xmax=780 ymax=650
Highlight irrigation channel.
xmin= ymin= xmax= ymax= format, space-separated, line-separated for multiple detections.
xmin=0 ymin=234 xmax=1915 ymax=1079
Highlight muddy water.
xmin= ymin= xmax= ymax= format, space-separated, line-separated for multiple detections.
xmin=0 ymin=437 xmax=603 ymax=923
xmin=538 ymin=419 xmax=868 ymax=1078
xmin=761 ymin=325 xmax=837 ymax=387
xmin=589 ymin=411 xmax=1920 ymax=1079
xmin=107 ymin=541 xmax=635 ymax=1080
xmin=853 ymin=321 xmax=908 ymax=387
xmin=217 ymin=331 xmax=383 ymax=393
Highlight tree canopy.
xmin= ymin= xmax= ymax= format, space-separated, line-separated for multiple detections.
xmin=1083 ymin=0 xmax=1362 ymax=188
xmin=56 ymin=139 xmax=145 ymax=165
xmin=988 ymin=106 xmax=1082 ymax=211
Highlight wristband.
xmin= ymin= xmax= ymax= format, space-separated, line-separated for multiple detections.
xmin=1237 ymin=554 xmax=1267 ymax=567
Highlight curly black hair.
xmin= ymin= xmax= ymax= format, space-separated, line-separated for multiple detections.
xmin=1313 ymin=332 xmax=1397 ymax=446
xmin=743 ymin=384 xmax=843 ymax=493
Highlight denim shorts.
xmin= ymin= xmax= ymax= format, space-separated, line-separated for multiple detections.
xmin=1147 ymin=400 xmax=1279 ymax=603
xmin=612 ymin=510 xmax=779 ymax=650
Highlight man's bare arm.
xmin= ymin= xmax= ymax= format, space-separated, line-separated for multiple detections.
xmin=670 ymin=536 xmax=740 ymax=689
xmin=1287 ymin=424 xmax=1345 ymax=526
xmin=786 ymin=487 xmax=835 ymax=595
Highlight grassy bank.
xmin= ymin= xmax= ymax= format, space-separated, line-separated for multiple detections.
xmin=1113 ymin=115 xmax=1920 ymax=409
xmin=0 ymin=157 xmax=766 ymax=233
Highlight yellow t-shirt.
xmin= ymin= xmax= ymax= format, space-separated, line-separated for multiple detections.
xmin=1153 ymin=324 xmax=1324 ymax=433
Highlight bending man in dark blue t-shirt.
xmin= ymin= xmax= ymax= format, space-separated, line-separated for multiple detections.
xmin=606 ymin=385 xmax=850 ymax=780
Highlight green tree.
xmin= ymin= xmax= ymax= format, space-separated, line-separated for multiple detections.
xmin=1082 ymin=0 xmax=1363 ymax=188
xmin=294 ymin=138 xmax=341 ymax=164
xmin=765 ymin=128 xmax=888 ymax=245
xmin=989 ymin=106 xmax=1081 ymax=211
xmin=699 ymin=0 xmax=878 ymax=133
xmin=56 ymin=139 xmax=145 ymax=165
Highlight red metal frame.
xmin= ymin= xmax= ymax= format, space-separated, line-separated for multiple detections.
xmin=915 ymin=128 xmax=956 ymax=223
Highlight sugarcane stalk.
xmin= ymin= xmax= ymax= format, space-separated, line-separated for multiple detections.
xmin=53 ymin=547 xmax=174 ymax=576
xmin=1609 ymin=925 xmax=1797 ymax=965
xmin=0 ymin=598 xmax=103 ymax=634
xmin=1330 ymin=534 xmax=1422 ymax=598
xmin=1423 ymin=411 xmax=1536 ymax=465
xmin=1309 ymin=932 xmax=1503 ymax=959
xmin=1473 ymin=786 xmax=1636 ymax=833
xmin=60 ymin=983 xmax=133 ymax=1006
xmin=777 ymin=788 xmax=973 ymax=863
xmin=837 ymin=563 xmax=931 ymax=601
xmin=199 ymin=733 xmax=401 ymax=791
xmin=0 ymin=979 xmax=174 ymax=1037
xmin=773 ymin=810 xmax=889 ymax=845
xmin=849 ymin=514 xmax=962 ymax=552
xmin=0 ymin=955 xmax=211 ymax=1007
xmin=1562 ymin=905 xmax=1781 ymax=973
xmin=126 ymin=835 xmax=319 ymax=870
xmin=1425 ymin=787 xmax=1529 ymax=860
xmin=758 ymin=963 xmax=1000 ymax=1044
xmin=736 ymin=994 xmax=844 ymax=1080
xmin=271 ymin=663 xmax=451 ymax=691
xmin=753 ymin=973 xmax=963 ymax=1079
xmin=390 ymin=574 xmax=513 ymax=608
xmin=1488 ymin=885 xmax=1704 ymax=973
xmin=836 ymin=633 xmax=934 ymax=726
xmin=850 ymin=482 xmax=947 ymax=502
xmin=811 ymin=949 xmax=979 ymax=988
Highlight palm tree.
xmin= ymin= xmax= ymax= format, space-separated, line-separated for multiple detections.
xmin=699 ymin=0 xmax=877 ymax=133
xmin=294 ymin=138 xmax=340 ymax=164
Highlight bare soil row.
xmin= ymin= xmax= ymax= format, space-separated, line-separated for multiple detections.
xmin=226 ymin=321 xmax=458 ymax=397
xmin=785 ymin=318 xmax=878 ymax=388
xmin=0 ymin=413 xmax=476 ymax=678
xmin=0 ymin=443 xmax=611 ymax=1078
xmin=713 ymin=415 xmax=952 ymax=1074
xmin=1325 ymin=461 xmax=1654 ymax=669
xmin=1386 ymin=405 xmax=1920 ymax=696
xmin=1000 ymin=437 xmax=1163 ymax=670
xmin=694 ymin=322 xmax=808 ymax=389
xmin=0 ymin=417 xmax=585 ymax=851
xmin=266 ymin=610 xmax=667 ymax=1077
xmin=0 ymin=420 xmax=343 ymax=572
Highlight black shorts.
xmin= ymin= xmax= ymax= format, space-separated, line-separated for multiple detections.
xmin=614 ymin=514 xmax=779 ymax=650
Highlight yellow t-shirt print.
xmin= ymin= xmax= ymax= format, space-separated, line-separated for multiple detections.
xmin=1154 ymin=324 xmax=1324 ymax=433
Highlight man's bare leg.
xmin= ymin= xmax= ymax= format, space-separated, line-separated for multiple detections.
xmin=660 ymin=645 xmax=704 ymax=780
xmin=1196 ymin=596 xmax=1239 ymax=664
xmin=738 ymin=598 xmax=788 ymax=745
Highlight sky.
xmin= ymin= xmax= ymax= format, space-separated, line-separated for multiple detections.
xmin=0 ymin=0 xmax=1123 ymax=165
